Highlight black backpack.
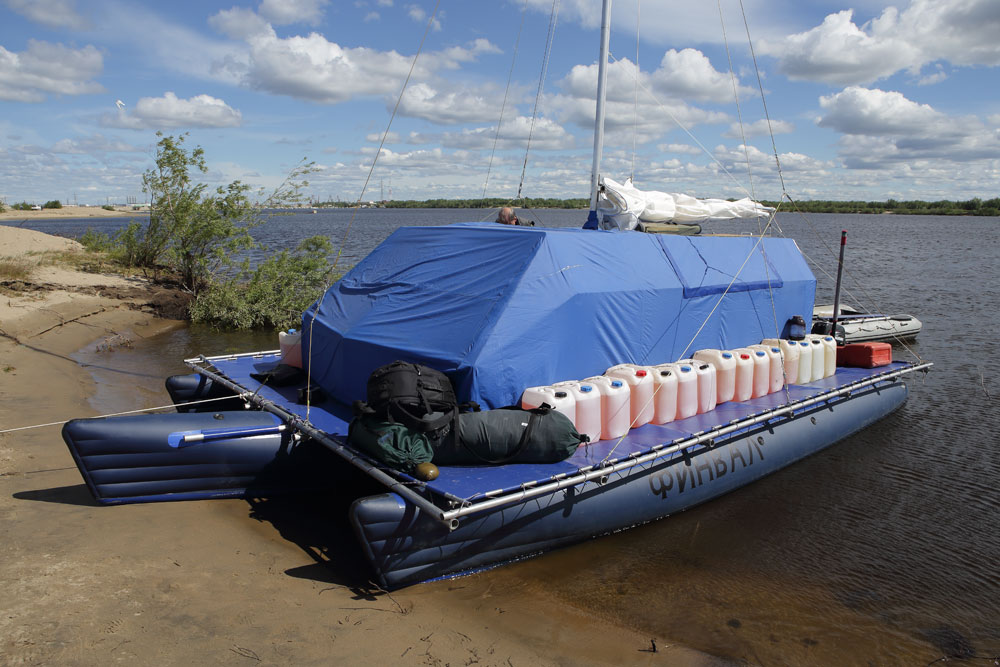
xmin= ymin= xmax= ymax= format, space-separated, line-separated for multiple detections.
xmin=353 ymin=361 xmax=477 ymax=439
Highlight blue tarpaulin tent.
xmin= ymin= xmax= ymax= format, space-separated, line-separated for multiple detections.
xmin=302 ymin=223 xmax=815 ymax=409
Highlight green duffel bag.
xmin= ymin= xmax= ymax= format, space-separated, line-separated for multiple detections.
xmin=347 ymin=414 xmax=435 ymax=472
xmin=433 ymin=405 xmax=588 ymax=466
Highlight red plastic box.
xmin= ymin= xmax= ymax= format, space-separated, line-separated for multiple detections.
xmin=837 ymin=342 xmax=892 ymax=368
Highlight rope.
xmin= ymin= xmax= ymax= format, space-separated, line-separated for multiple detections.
xmin=630 ymin=0 xmax=640 ymax=182
xmin=483 ymin=0 xmax=529 ymax=199
xmin=0 ymin=394 xmax=246 ymax=435
xmin=516 ymin=0 xmax=560 ymax=200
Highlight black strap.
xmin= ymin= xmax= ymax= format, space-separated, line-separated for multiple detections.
xmin=388 ymin=399 xmax=457 ymax=433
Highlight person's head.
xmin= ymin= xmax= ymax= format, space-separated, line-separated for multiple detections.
xmin=496 ymin=207 xmax=518 ymax=225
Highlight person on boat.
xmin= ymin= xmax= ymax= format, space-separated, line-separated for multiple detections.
xmin=496 ymin=207 xmax=519 ymax=225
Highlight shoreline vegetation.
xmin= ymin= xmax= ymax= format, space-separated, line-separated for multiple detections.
xmin=315 ymin=196 xmax=1000 ymax=216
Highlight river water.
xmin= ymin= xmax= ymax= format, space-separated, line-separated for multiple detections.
xmin=21 ymin=210 xmax=1000 ymax=664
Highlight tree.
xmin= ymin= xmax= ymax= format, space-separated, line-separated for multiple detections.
xmin=43 ymin=200 xmax=62 ymax=209
xmin=131 ymin=132 xmax=313 ymax=294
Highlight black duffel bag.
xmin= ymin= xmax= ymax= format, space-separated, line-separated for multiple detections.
xmin=434 ymin=405 xmax=588 ymax=465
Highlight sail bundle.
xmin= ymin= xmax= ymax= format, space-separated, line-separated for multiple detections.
xmin=597 ymin=177 xmax=775 ymax=230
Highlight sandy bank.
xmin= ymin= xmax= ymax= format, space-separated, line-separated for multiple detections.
xmin=0 ymin=206 xmax=144 ymax=221
xmin=1 ymin=227 xmax=719 ymax=665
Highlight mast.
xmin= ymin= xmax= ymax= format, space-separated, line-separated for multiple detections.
xmin=584 ymin=0 xmax=613 ymax=229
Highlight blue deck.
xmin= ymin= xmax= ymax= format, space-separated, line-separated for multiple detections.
xmin=207 ymin=353 xmax=909 ymax=502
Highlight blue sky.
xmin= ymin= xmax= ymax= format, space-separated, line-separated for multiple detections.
xmin=1 ymin=0 xmax=998 ymax=206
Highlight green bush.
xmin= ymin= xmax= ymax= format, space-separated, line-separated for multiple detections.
xmin=101 ymin=205 xmax=115 ymax=211
xmin=78 ymin=227 xmax=115 ymax=252
xmin=190 ymin=236 xmax=338 ymax=330
xmin=12 ymin=202 xmax=32 ymax=210
xmin=43 ymin=200 xmax=62 ymax=209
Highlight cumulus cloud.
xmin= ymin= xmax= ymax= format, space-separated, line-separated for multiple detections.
xmin=101 ymin=92 xmax=243 ymax=130
xmin=724 ymin=119 xmax=794 ymax=139
xmin=209 ymin=22 xmax=498 ymax=105
xmin=817 ymin=86 xmax=1000 ymax=167
xmin=50 ymin=134 xmax=142 ymax=155
xmin=762 ymin=0 xmax=1000 ymax=86
xmin=3 ymin=0 xmax=89 ymax=30
xmin=258 ymin=0 xmax=329 ymax=26
xmin=407 ymin=4 xmax=442 ymax=31
xmin=0 ymin=40 xmax=103 ymax=102
xmin=551 ymin=57 xmax=731 ymax=139
xmin=407 ymin=116 xmax=576 ymax=151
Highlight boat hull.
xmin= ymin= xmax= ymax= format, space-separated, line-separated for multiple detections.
xmin=351 ymin=380 xmax=908 ymax=589
xmin=62 ymin=411 xmax=302 ymax=504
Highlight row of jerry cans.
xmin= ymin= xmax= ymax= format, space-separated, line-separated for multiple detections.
xmin=521 ymin=334 xmax=838 ymax=443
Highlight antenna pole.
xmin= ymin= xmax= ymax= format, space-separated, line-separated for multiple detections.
xmin=584 ymin=0 xmax=613 ymax=229
xmin=830 ymin=230 xmax=847 ymax=342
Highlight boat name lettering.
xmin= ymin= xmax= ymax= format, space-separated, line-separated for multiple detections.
xmin=648 ymin=438 xmax=765 ymax=500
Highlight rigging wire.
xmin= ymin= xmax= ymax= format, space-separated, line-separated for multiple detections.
xmin=304 ymin=0 xmax=443 ymax=421
xmin=516 ymin=0 xmax=560 ymax=200
xmin=483 ymin=0 xmax=530 ymax=200
xmin=630 ymin=0 xmax=640 ymax=182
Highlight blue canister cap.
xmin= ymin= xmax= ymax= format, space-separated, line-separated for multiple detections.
xmin=755 ymin=350 xmax=765 ymax=357
xmin=824 ymin=336 xmax=833 ymax=342
xmin=680 ymin=365 xmax=692 ymax=372
xmin=771 ymin=347 xmax=780 ymax=353
xmin=611 ymin=380 xmax=623 ymax=387
xmin=288 ymin=328 xmax=297 ymax=334
xmin=580 ymin=385 xmax=593 ymax=392
xmin=799 ymin=341 xmax=809 ymax=347
xmin=722 ymin=352 xmax=732 ymax=359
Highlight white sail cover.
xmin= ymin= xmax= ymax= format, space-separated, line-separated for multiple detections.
xmin=597 ymin=177 xmax=775 ymax=230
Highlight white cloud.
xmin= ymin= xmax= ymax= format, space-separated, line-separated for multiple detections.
xmin=407 ymin=116 xmax=576 ymax=151
xmin=407 ymin=4 xmax=441 ymax=31
xmin=258 ymin=0 xmax=329 ymax=26
xmin=101 ymin=92 xmax=243 ymax=130
xmin=0 ymin=40 xmax=103 ymax=102
xmin=50 ymin=134 xmax=142 ymax=155
xmin=762 ymin=1 xmax=1000 ymax=87
xmin=817 ymin=86 xmax=1000 ymax=167
xmin=209 ymin=7 xmax=272 ymax=40
xmin=364 ymin=11 xmax=380 ymax=22
xmin=724 ymin=119 xmax=794 ymax=139
xmin=397 ymin=82 xmax=501 ymax=124
xmin=211 ymin=26 xmax=498 ymax=105
xmin=2 ymin=0 xmax=88 ymax=30
xmin=651 ymin=49 xmax=756 ymax=104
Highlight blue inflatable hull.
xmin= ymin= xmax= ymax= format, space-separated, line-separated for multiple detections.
xmin=350 ymin=381 xmax=907 ymax=588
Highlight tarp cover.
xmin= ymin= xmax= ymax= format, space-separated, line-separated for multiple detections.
xmin=302 ymin=223 xmax=815 ymax=409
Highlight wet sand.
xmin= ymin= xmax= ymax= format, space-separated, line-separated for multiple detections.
xmin=0 ymin=226 xmax=720 ymax=665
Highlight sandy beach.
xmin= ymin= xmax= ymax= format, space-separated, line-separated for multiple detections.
xmin=0 ymin=206 xmax=143 ymax=222
xmin=0 ymin=225 xmax=718 ymax=665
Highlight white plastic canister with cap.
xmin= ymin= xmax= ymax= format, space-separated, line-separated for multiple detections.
xmin=795 ymin=340 xmax=813 ymax=384
xmin=605 ymin=364 xmax=655 ymax=428
xmin=677 ymin=359 xmax=717 ymax=414
xmin=584 ymin=376 xmax=630 ymax=440
xmin=552 ymin=380 xmax=602 ymax=443
xmin=748 ymin=344 xmax=784 ymax=394
xmin=805 ymin=333 xmax=837 ymax=377
xmin=650 ymin=366 xmax=678 ymax=424
xmin=655 ymin=363 xmax=698 ymax=419
xmin=279 ymin=329 xmax=302 ymax=368
xmin=522 ymin=385 xmax=576 ymax=425
xmin=736 ymin=347 xmax=770 ymax=398
xmin=731 ymin=350 xmax=755 ymax=401
xmin=805 ymin=336 xmax=825 ymax=381
xmin=762 ymin=338 xmax=800 ymax=387
xmin=693 ymin=349 xmax=736 ymax=404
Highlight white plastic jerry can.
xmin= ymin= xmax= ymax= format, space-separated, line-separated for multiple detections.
xmin=805 ymin=333 xmax=837 ymax=377
xmin=656 ymin=363 xmax=698 ymax=419
xmin=762 ymin=338 xmax=800 ymax=387
xmin=748 ymin=344 xmax=784 ymax=394
xmin=605 ymin=364 xmax=655 ymax=428
xmin=736 ymin=347 xmax=770 ymax=398
xmin=805 ymin=336 xmax=825 ymax=381
xmin=552 ymin=380 xmax=602 ymax=443
xmin=279 ymin=329 xmax=303 ymax=368
xmin=731 ymin=350 xmax=755 ymax=401
xmin=677 ymin=359 xmax=717 ymax=414
xmin=693 ymin=349 xmax=736 ymax=404
xmin=796 ymin=340 xmax=813 ymax=384
xmin=584 ymin=376 xmax=631 ymax=440
xmin=521 ymin=385 xmax=576 ymax=426
xmin=650 ymin=366 xmax=678 ymax=424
